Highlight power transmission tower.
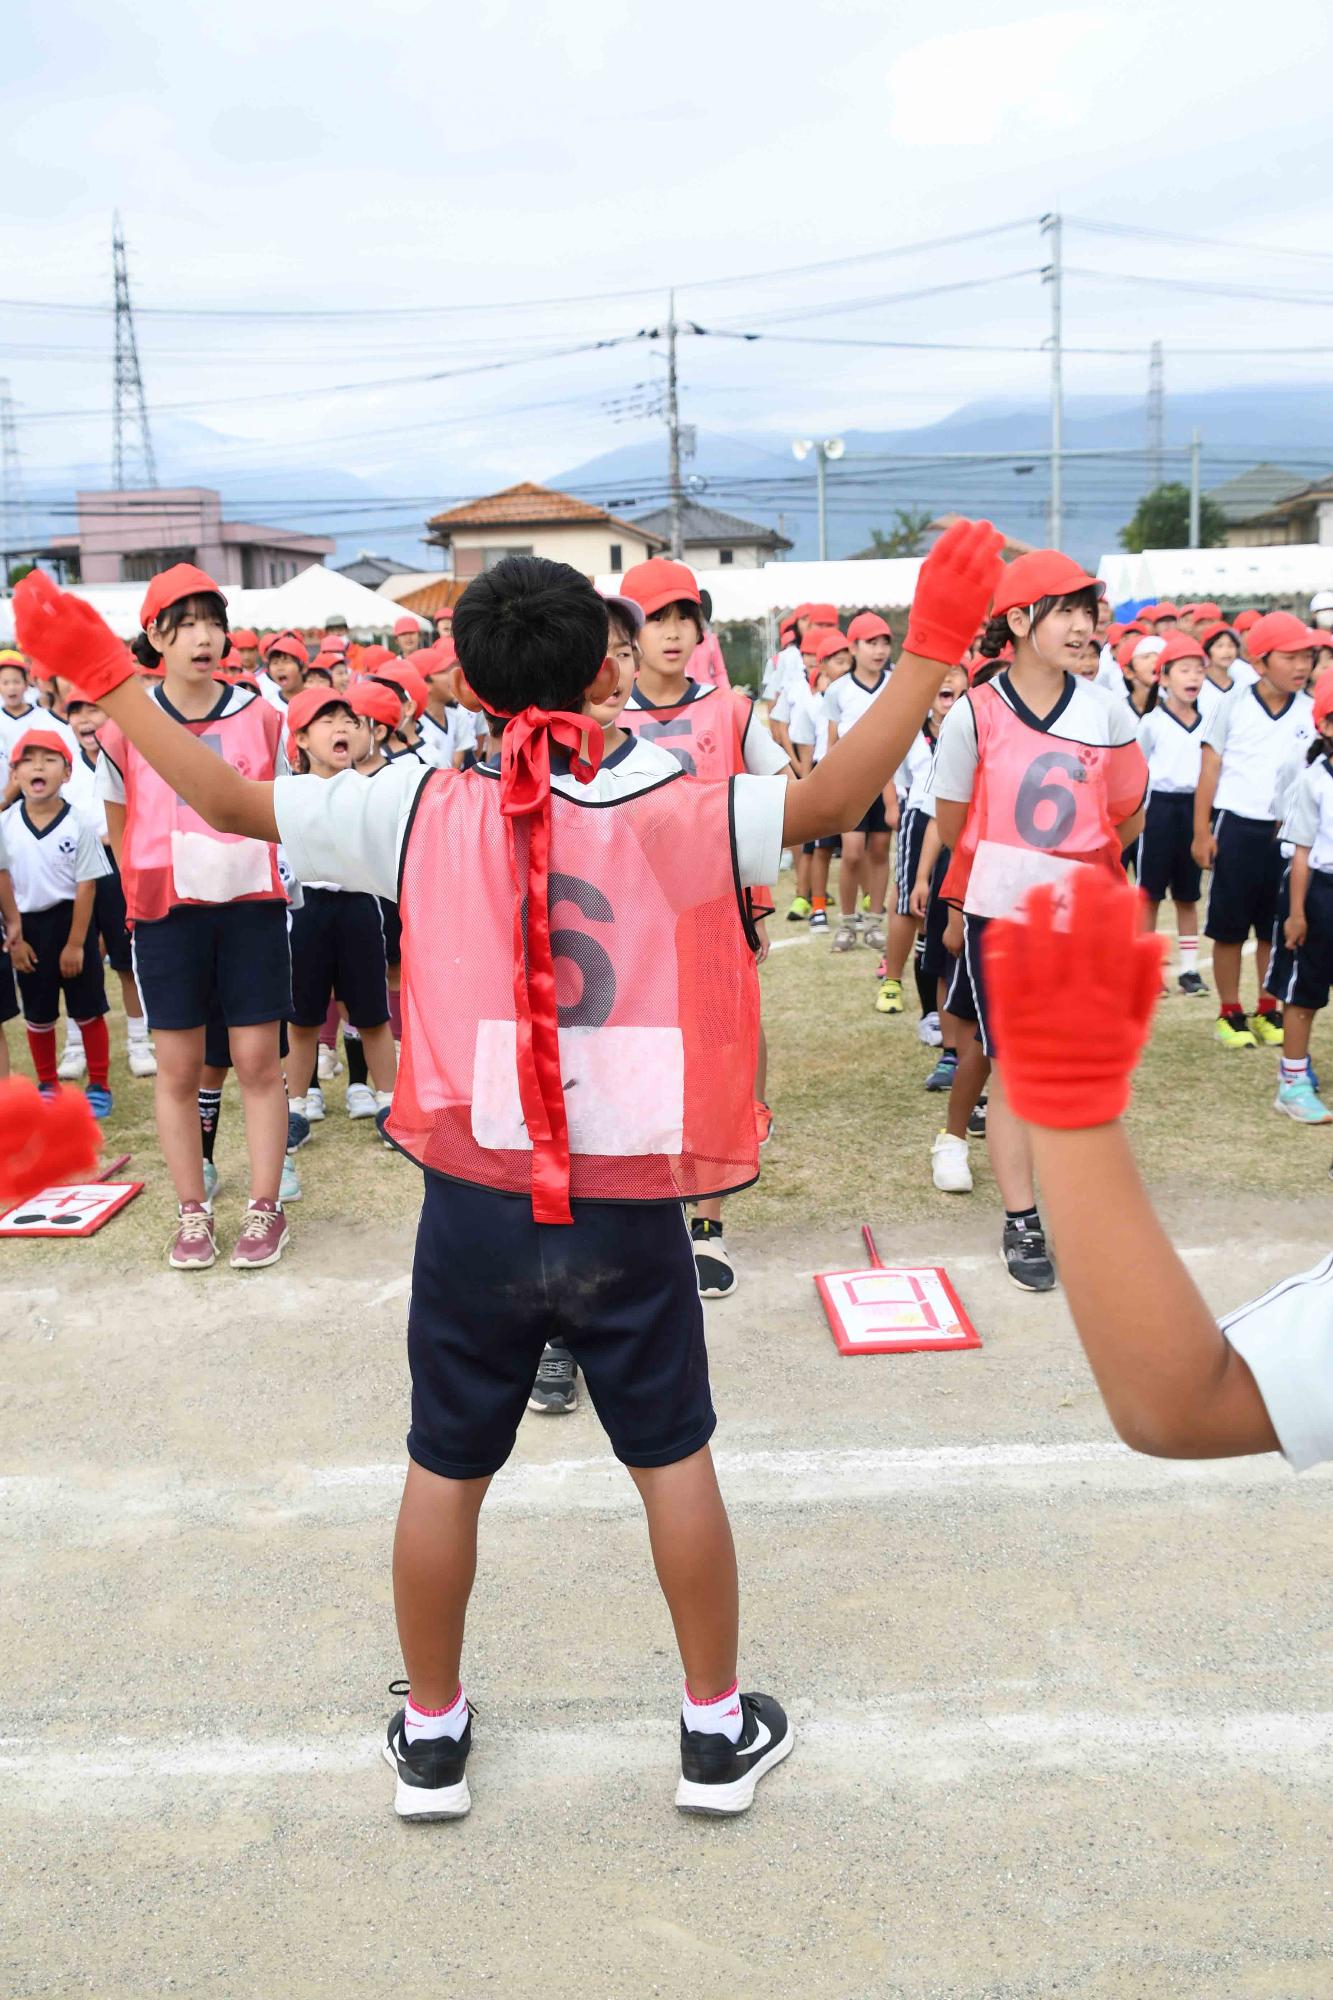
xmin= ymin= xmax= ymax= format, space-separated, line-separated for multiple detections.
xmin=0 ymin=379 xmax=30 ymax=589
xmin=1147 ymin=340 xmax=1165 ymax=489
xmin=112 ymin=212 xmax=158 ymax=490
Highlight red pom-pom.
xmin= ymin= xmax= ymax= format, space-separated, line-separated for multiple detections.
xmin=0 ymin=1078 xmax=102 ymax=1207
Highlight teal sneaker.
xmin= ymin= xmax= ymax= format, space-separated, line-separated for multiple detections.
xmin=202 ymin=1159 xmax=220 ymax=1203
xmin=1274 ymin=1079 xmax=1333 ymax=1125
xmin=280 ymin=1154 xmax=303 ymax=1202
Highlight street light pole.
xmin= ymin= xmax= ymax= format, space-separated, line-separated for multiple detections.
xmin=793 ymin=436 xmax=845 ymax=561
xmin=666 ymin=291 xmax=683 ymax=559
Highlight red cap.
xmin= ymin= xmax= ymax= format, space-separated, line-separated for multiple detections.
xmin=1198 ymin=620 xmax=1237 ymax=648
xmin=618 ymin=558 xmax=701 ymax=619
xmin=846 ymin=612 xmax=891 ymax=643
xmin=1311 ymin=630 xmax=1333 ymax=653
xmin=805 ymin=601 xmax=839 ymax=625
xmin=1313 ymin=675 xmax=1333 ymax=728
xmin=229 ymin=627 xmax=259 ymax=650
xmin=812 ymin=627 xmax=852 ymax=664
xmin=1118 ymin=633 xmax=1165 ymax=671
xmin=267 ymin=630 xmax=308 ymax=667
xmin=139 ymin=564 xmax=226 ymax=631
xmin=357 ymin=643 xmax=395 ymax=673
xmin=370 ymin=664 xmax=429 ymax=719
xmin=779 ymin=620 xmax=797 ymax=643
xmin=350 ymin=681 xmax=403 ymax=729
xmin=286 ymin=687 xmax=354 ymax=737
xmin=1232 ymin=609 xmax=1260 ymax=633
xmin=427 ymin=636 xmax=457 ymax=670
xmin=1150 ymin=601 xmax=1181 ymax=620
xmin=392 ymin=615 xmax=420 ymax=637
xmin=1156 ymin=632 xmax=1206 ymax=669
xmin=9 ymin=727 xmax=72 ymax=768
xmin=317 ymin=634 xmax=349 ymax=655
xmin=990 ymin=551 xmax=1103 ymax=617
xmin=1194 ymin=602 xmax=1220 ymax=621
xmin=1246 ymin=611 xmax=1315 ymax=660
xmin=1105 ymin=622 xmax=1125 ymax=645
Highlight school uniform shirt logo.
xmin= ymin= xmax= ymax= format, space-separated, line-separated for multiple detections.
xmin=57 ymin=835 xmax=77 ymax=857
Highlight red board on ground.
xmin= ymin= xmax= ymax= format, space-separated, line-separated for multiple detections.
xmin=0 ymin=1181 xmax=144 ymax=1237
xmin=815 ymin=1226 xmax=982 ymax=1357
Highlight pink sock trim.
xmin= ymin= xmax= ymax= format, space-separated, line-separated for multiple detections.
xmin=406 ymin=1685 xmax=463 ymax=1718
xmin=684 ymin=1679 xmax=739 ymax=1707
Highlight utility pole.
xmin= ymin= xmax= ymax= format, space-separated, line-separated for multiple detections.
xmin=1040 ymin=212 xmax=1063 ymax=547
xmin=791 ymin=437 xmax=845 ymax=561
xmin=665 ymin=290 xmax=683 ymax=559
xmin=0 ymin=379 xmax=30 ymax=592
xmin=1188 ymin=428 xmax=1202 ymax=547
xmin=112 ymin=212 xmax=158 ymax=490
xmin=1147 ymin=340 xmax=1164 ymax=489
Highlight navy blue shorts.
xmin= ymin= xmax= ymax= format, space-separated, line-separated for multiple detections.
xmin=894 ymin=808 xmax=928 ymax=917
xmin=855 ymin=794 xmax=891 ymax=838
xmin=93 ymin=859 xmax=133 ymax=974
xmin=1137 ymin=792 xmax=1202 ymax=906
xmin=406 ymin=1175 xmax=717 ymax=1480
xmin=132 ymin=899 xmax=293 ymax=1032
xmin=1273 ymin=869 xmax=1333 ymax=1011
xmin=289 ymin=888 xmax=389 ymax=1029
xmin=1205 ymin=812 xmax=1283 ymax=945
xmin=0 ymin=949 xmax=16 ymax=1024
xmin=379 ymin=896 xmax=403 ymax=968
xmin=943 ymin=914 xmax=993 ymax=1052
xmin=15 ymin=901 xmax=108 ymax=1024
xmin=920 ymin=847 xmax=953 ymax=980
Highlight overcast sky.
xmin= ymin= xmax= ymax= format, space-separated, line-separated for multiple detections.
xmin=5 ymin=0 xmax=1333 ymax=501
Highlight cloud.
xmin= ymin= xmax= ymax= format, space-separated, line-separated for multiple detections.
xmin=886 ymin=11 xmax=1121 ymax=146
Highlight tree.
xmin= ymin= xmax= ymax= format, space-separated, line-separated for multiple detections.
xmin=6 ymin=562 xmax=34 ymax=588
xmin=864 ymin=508 xmax=934 ymax=558
xmin=1120 ymin=482 xmax=1227 ymax=554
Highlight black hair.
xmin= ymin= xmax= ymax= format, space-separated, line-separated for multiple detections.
xmin=980 ymin=587 xmax=1101 ymax=664
xmin=1308 ymin=730 xmax=1333 ymax=764
xmin=304 ymin=664 xmax=335 ymax=687
xmin=141 ymin=591 xmax=229 ymax=658
xmin=1202 ymin=627 xmax=1238 ymax=658
xmin=452 ymin=556 xmax=608 ymax=715
xmin=699 ymin=589 xmax=713 ymax=625
xmin=605 ymin=604 xmax=639 ymax=651
xmin=646 ymin=598 xmax=704 ymax=640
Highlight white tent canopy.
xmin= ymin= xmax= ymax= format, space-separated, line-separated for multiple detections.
xmin=1098 ymin=544 xmax=1333 ymax=605
xmin=595 ymin=557 xmax=925 ymax=624
xmin=0 ymin=564 xmax=427 ymax=644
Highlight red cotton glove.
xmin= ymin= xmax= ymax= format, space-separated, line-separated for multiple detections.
xmin=983 ymin=867 xmax=1166 ymax=1129
xmin=0 ymin=1077 xmax=102 ymax=1209
xmin=13 ymin=568 xmax=137 ymax=703
xmin=903 ymin=517 xmax=1005 ymax=667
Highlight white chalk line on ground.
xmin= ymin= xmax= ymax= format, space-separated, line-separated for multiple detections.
xmin=1 ymin=1707 xmax=1328 ymax=1810
xmin=1 ymin=1440 xmax=1318 ymax=1544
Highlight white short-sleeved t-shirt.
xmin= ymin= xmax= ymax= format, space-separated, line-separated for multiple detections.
xmin=896 ymin=728 xmax=936 ymax=809
xmin=1222 ymin=1252 xmax=1333 ymax=1471
xmin=785 ymin=684 xmax=829 ymax=765
xmin=275 ymin=734 xmax=788 ymax=902
xmin=62 ymin=748 xmax=109 ymax=840
xmin=823 ymin=668 xmax=889 ymax=738
xmin=762 ymin=644 xmax=804 ymax=704
xmin=1196 ymin=677 xmax=1228 ymax=725
xmin=416 ymin=710 xmax=454 ymax=772
xmin=1203 ymin=685 xmax=1316 ymax=821
xmin=0 ymin=800 xmax=110 ymax=913
xmin=1138 ymin=705 xmax=1204 ymax=795
xmin=932 ymin=669 xmax=1141 ymax=803
xmin=1279 ymin=755 xmax=1333 ymax=873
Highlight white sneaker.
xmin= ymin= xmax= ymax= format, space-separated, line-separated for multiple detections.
xmin=317 ymin=1043 xmax=342 ymax=1082
xmin=305 ymin=1085 xmax=326 ymax=1122
xmin=57 ymin=1043 xmax=87 ymax=1081
xmin=127 ymin=1038 xmax=157 ymax=1077
xmin=931 ymin=1131 xmax=973 ymax=1193
xmin=374 ymin=1089 xmax=394 ymax=1112
xmin=917 ymin=1011 xmax=942 ymax=1047
xmin=288 ymin=1095 xmax=308 ymax=1119
xmin=346 ymin=1082 xmax=378 ymax=1119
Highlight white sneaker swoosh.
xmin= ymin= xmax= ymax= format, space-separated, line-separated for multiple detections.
xmin=740 ymin=1718 xmax=771 ymax=1759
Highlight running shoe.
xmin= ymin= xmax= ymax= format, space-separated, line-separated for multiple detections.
xmin=280 ymin=1155 xmax=303 ymax=1202
xmin=786 ymin=896 xmax=812 ymax=922
xmin=202 ymin=1160 xmax=220 ymax=1204
xmin=346 ymin=1082 xmax=378 ymax=1119
xmin=691 ymin=1218 xmax=736 ymax=1299
xmin=863 ymin=919 xmax=886 ymax=952
xmin=57 ymin=1042 xmax=86 ymax=1081
xmin=808 ymin=909 xmax=829 ymax=932
xmin=754 ymin=1100 xmax=774 ymax=1146
xmin=875 ymin=977 xmax=904 ymax=1015
xmin=1215 ymin=1014 xmax=1257 ymax=1049
xmin=1001 ymin=1218 xmax=1056 ymax=1292
xmin=287 ymin=1106 xmax=312 ymax=1152
xmin=169 ymin=1202 xmax=217 ymax=1271
xmin=832 ymin=922 xmax=859 ymax=953
xmin=924 ymin=1051 xmax=958 ymax=1092
xmin=305 ymin=1085 xmax=326 ymax=1121
xmin=1177 ymin=970 xmax=1209 ymax=998
xmin=676 ymin=1692 xmax=793 ymax=1817
xmin=917 ymin=1011 xmax=943 ymax=1046
xmin=1252 ymin=1011 xmax=1284 ymax=1046
xmin=317 ymin=1043 xmax=342 ymax=1082
xmin=126 ymin=1038 xmax=157 ymax=1077
xmin=1274 ymin=1079 xmax=1333 ymax=1125
xmin=229 ymin=1199 xmax=289 ymax=1270
xmin=967 ymin=1095 xmax=988 ymax=1137
xmin=382 ymin=1688 xmax=472 ymax=1821
xmin=931 ymin=1131 xmax=972 ymax=1193
xmin=528 ymin=1340 xmax=579 ymax=1414
xmin=84 ymin=1084 xmax=113 ymax=1120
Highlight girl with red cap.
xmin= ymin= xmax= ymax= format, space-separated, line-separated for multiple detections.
xmin=1135 ymin=634 xmax=1210 ymax=997
xmin=824 ymin=612 xmax=896 ymax=952
xmin=931 ymin=548 xmax=1148 ymax=1291
xmin=1266 ymin=671 xmax=1333 ymax=1121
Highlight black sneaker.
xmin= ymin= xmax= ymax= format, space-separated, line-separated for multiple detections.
xmin=286 ymin=1106 xmax=311 ymax=1152
xmin=808 ymin=909 xmax=829 ymax=932
xmin=1001 ymin=1218 xmax=1056 ymax=1293
xmin=676 ymin=1691 xmax=794 ymax=1816
xmin=1178 ymin=969 xmax=1209 ymax=997
xmin=691 ymin=1218 xmax=736 ymax=1299
xmin=382 ymin=1688 xmax=472 ymax=1820
xmin=528 ymin=1340 xmax=578 ymax=1414
xmin=967 ymin=1094 xmax=988 ymax=1137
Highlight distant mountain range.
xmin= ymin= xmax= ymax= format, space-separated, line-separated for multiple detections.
xmin=16 ymin=384 xmax=1333 ymax=575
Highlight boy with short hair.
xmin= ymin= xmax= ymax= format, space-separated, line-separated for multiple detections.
xmin=1193 ymin=610 xmax=1316 ymax=1048
xmin=393 ymin=615 xmax=424 ymax=657
xmin=822 ymin=613 xmax=896 ymax=951
xmin=16 ymin=519 xmax=1003 ymax=1821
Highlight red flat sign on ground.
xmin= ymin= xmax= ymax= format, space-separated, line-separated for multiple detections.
xmin=0 ymin=1181 xmax=143 ymax=1238
xmin=815 ymin=1227 xmax=982 ymax=1357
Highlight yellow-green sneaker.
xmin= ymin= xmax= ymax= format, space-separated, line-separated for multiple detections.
xmin=875 ymin=977 xmax=904 ymax=1015
xmin=787 ymin=896 xmax=812 ymax=922
xmin=1251 ymin=1011 xmax=1284 ymax=1046
xmin=1215 ymin=1013 xmax=1257 ymax=1049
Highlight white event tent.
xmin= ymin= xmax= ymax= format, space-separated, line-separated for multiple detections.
xmin=1098 ymin=544 xmax=1333 ymax=607
xmin=0 ymin=564 xmax=427 ymax=645
xmin=595 ymin=557 xmax=926 ymax=624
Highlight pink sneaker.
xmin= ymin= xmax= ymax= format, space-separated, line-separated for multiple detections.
xmin=169 ymin=1202 xmax=217 ymax=1271
xmin=229 ymin=1199 xmax=290 ymax=1270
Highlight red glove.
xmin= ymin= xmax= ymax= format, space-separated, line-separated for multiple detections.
xmin=983 ymin=867 xmax=1165 ymax=1128
xmin=903 ymin=517 xmax=1005 ymax=667
xmin=13 ymin=569 xmax=137 ymax=703
xmin=0 ymin=1077 xmax=102 ymax=1208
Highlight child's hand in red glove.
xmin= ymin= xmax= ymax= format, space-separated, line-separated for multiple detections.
xmin=983 ymin=867 xmax=1165 ymax=1129
xmin=13 ymin=569 xmax=137 ymax=704
xmin=0 ymin=1076 xmax=101 ymax=1208
xmin=903 ymin=517 xmax=1005 ymax=668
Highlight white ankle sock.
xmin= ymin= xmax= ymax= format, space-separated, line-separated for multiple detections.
xmin=682 ymin=1679 xmax=743 ymax=1742
xmin=127 ymin=1015 xmax=150 ymax=1044
xmin=63 ymin=1021 xmax=84 ymax=1051
xmin=1280 ymin=1056 xmax=1310 ymax=1085
xmin=1179 ymin=936 xmax=1199 ymax=974
xmin=404 ymin=1685 xmax=467 ymax=1743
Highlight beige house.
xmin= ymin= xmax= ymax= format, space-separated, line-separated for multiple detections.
xmin=424 ymin=482 xmax=666 ymax=579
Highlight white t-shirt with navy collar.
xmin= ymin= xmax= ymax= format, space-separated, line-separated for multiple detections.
xmin=0 ymin=799 xmax=110 ymax=913
xmin=1138 ymin=704 xmax=1204 ymax=795
xmin=96 ymin=680 xmax=291 ymax=805
xmin=1203 ymin=683 xmax=1315 ymax=821
xmin=822 ymin=668 xmax=889 ymax=738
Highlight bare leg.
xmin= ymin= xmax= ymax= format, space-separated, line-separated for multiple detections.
xmin=884 ymin=912 xmax=921 ymax=981
xmin=945 ymin=1030 xmax=989 ymax=1140
xmin=985 ymin=1069 xmax=1035 ymax=1211
xmin=865 ymin=831 xmax=892 ymax=916
xmin=1254 ymin=938 xmax=1272 ymax=1006
xmin=1213 ymin=940 xmax=1243 ymax=1010
xmin=361 ymin=1020 xmax=398 ymax=1093
xmin=811 ymin=848 xmax=832 ymax=904
xmin=286 ymin=1022 xmax=321 ymax=1102
xmin=1283 ymin=1004 xmax=1315 ymax=1060
xmin=626 ymin=1446 xmax=739 ymax=1698
xmin=152 ymin=1026 xmax=208 ymax=1204
xmin=838 ymin=831 xmax=865 ymax=918
xmin=117 ymin=969 xmax=144 ymax=1021
xmin=392 ymin=1460 xmax=492 ymax=1707
xmin=754 ymin=1023 xmax=768 ymax=1104
xmin=228 ymin=1021 xmax=287 ymax=1205
xmin=794 ymin=848 xmax=812 ymax=900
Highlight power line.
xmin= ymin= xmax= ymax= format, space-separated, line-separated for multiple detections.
xmin=1065 ymin=216 xmax=1333 ymax=268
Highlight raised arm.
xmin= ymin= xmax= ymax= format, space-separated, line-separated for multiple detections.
xmin=15 ymin=573 xmax=279 ymax=844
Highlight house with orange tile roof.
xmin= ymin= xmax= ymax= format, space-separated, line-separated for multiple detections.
xmin=423 ymin=481 xmax=667 ymax=580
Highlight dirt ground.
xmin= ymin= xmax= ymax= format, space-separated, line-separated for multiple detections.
xmin=2 ymin=921 xmax=1331 ymax=1998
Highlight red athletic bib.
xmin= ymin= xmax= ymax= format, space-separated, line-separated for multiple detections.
xmin=941 ymin=680 xmax=1148 ymax=915
xmin=623 ymin=687 xmax=775 ymax=917
xmin=99 ymin=690 xmax=286 ymax=925
xmin=389 ymin=765 xmax=761 ymax=1203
